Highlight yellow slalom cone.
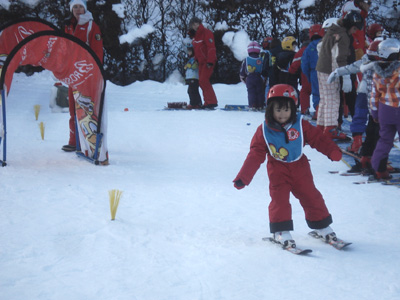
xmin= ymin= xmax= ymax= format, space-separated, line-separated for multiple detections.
xmin=109 ymin=189 xmax=123 ymax=220
xmin=38 ymin=122 xmax=45 ymax=140
xmin=34 ymin=105 xmax=41 ymax=120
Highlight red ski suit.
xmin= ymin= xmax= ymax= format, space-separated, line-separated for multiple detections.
xmin=289 ymin=45 xmax=311 ymax=113
xmin=234 ymin=119 xmax=341 ymax=233
xmin=64 ymin=16 xmax=103 ymax=146
xmin=191 ymin=24 xmax=218 ymax=106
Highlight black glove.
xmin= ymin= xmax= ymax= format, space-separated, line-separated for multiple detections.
xmin=188 ymin=29 xmax=196 ymax=38
xmin=234 ymin=179 xmax=245 ymax=190
xmin=207 ymin=63 xmax=214 ymax=68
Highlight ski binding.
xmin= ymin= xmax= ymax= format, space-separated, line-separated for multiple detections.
xmin=353 ymin=174 xmax=400 ymax=185
xmin=308 ymin=231 xmax=352 ymax=250
xmin=263 ymin=237 xmax=312 ymax=255
xmin=329 ymin=170 xmax=361 ymax=176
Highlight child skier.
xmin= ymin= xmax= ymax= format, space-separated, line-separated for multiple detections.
xmin=240 ymin=41 xmax=265 ymax=109
xmin=275 ymin=36 xmax=297 ymax=85
xmin=184 ymin=44 xmax=202 ymax=109
xmin=233 ymin=84 xmax=343 ymax=248
xmin=261 ymin=37 xmax=273 ymax=102
xmin=369 ymin=38 xmax=400 ymax=179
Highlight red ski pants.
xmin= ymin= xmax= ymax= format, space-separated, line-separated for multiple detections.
xmin=267 ymin=155 xmax=331 ymax=232
xmin=198 ymin=63 xmax=218 ymax=106
xmin=68 ymin=87 xmax=76 ymax=146
xmin=300 ymin=73 xmax=311 ymax=113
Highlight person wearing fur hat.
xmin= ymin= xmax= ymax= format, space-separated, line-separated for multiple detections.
xmin=239 ymin=41 xmax=265 ymax=109
xmin=62 ymin=0 xmax=103 ymax=152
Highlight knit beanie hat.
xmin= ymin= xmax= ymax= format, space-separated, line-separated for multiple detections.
xmin=70 ymin=0 xmax=87 ymax=12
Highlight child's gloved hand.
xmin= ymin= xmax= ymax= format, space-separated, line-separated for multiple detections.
xmin=234 ymin=179 xmax=245 ymax=190
xmin=327 ymin=70 xmax=339 ymax=84
xmin=329 ymin=150 xmax=342 ymax=161
xmin=342 ymin=75 xmax=352 ymax=93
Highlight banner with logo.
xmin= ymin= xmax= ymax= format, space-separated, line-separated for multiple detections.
xmin=0 ymin=18 xmax=58 ymax=67
xmin=0 ymin=27 xmax=107 ymax=165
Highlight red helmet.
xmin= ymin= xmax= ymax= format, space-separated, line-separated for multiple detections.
xmin=366 ymin=23 xmax=383 ymax=39
xmin=262 ymin=37 xmax=273 ymax=49
xmin=267 ymin=84 xmax=298 ymax=105
xmin=309 ymin=24 xmax=324 ymax=39
xmin=366 ymin=40 xmax=382 ymax=60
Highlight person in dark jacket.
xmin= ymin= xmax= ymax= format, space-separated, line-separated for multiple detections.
xmin=315 ymin=11 xmax=363 ymax=140
xmin=268 ymin=38 xmax=282 ymax=87
xmin=275 ymin=36 xmax=297 ymax=85
xmin=184 ymin=44 xmax=202 ymax=108
xmin=261 ymin=37 xmax=273 ymax=101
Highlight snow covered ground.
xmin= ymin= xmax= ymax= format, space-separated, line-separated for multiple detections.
xmin=1 ymin=71 xmax=400 ymax=300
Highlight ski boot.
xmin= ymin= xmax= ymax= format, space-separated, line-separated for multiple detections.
xmin=314 ymin=226 xmax=337 ymax=243
xmin=273 ymin=231 xmax=296 ymax=249
xmin=323 ymin=126 xmax=349 ymax=140
xmin=346 ymin=134 xmax=362 ymax=154
xmin=370 ymin=170 xmax=392 ymax=181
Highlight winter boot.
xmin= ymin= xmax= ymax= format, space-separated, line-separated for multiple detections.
xmin=360 ymin=156 xmax=371 ymax=169
xmin=360 ymin=156 xmax=374 ymax=175
xmin=386 ymin=163 xmax=400 ymax=174
xmin=62 ymin=144 xmax=76 ymax=152
xmin=324 ymin=126 xmax=349 ymax=140
xmin=347 ymin=161 xmax=362 ymax=173
xmin=346 ymin=134 xmax=362 ymax=154
xmin=374 ymin=170 xmax=392 ymax=180
xmin=273 ymin=231 xmax=295 ymax=248
xmin=314 ymin=226 xmax=337 ymax=243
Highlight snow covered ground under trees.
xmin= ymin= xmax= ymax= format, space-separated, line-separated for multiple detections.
xmin=1 ymin=71 xmax=400 ymax=300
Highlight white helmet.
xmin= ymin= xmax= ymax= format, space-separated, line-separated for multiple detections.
xmin=378 ymin=38 xmax=400 ymax=61
xmin=322 ymin=18 xmax=339 ymax=29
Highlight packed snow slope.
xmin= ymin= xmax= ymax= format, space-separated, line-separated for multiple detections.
xmin=1 ymin=72 xmax=400 ymax=300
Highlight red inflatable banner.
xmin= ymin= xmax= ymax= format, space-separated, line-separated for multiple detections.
xmin=0 ymin=25 xmax=107 ymax=165
xmin=0 ymin=18 xmax=57 ymax=66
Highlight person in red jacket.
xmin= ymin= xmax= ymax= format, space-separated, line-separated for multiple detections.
xmin=189 ymin=17 xmax=218 ymax=109
xmin=233 ymin=84 xmax=343 ymax=248
xmin=62 ymin=0 xmax=103 ymax=152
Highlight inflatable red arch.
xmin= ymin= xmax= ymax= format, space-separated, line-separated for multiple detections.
xmin=0 ymin=18 xmax=108 ymax=166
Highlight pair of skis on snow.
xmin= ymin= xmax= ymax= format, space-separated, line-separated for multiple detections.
xmin=329 ymin=170 xmax=400 ymax=186
xmin=263 ymin=231 xmax=352 ymax=255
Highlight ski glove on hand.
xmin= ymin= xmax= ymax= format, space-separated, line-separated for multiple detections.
xmin=329 ymin=150 xmax=342 ymax=162
xmin=342 ymin=75 xmax=352 ymax=93
xmin=327 ymin=70 xmax=339 ymax=84
xmin=234 ymin=179 xmax=245 ymax=190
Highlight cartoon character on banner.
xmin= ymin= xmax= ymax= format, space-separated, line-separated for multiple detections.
xmin=73 ymin=91 xmax=99 ymax=152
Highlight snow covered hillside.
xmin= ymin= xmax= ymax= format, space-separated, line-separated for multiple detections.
xmin=1 ymin=71 xmax=399 ymax=300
